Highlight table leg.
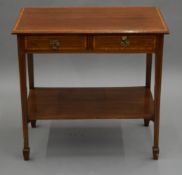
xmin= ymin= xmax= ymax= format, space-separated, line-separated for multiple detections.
xmin=27 ymin=53 xmax=34 ymax=89
xmin=18 ymin=36 xmax=30 ymax=160
xmin=153 ymin=35 xmax=164 ymax=160
xmin=144 ymin=53 xmax=153 ymax=126
xmin=27 ymin=53 xmax=36 ymax=128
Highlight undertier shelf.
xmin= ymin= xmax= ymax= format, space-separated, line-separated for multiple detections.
xmin=28 ymin=87 xmax=154 ymax=120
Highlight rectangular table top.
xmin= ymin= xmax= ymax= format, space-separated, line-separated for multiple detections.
xmin=12 ymin=7 xmax=169 ymax=34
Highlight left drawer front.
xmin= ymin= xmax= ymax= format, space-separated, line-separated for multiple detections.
xmin=25 ymin=35 xmax=87 ymax=52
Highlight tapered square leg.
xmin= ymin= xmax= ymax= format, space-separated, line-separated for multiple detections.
xmin=153 ymin=35 xmax=164 ymax=160
xmin=18 ymin=36 xmax=30 ymax=161
xmin=31 ymin=120 xmax=37 ymax=128
xmin=27 ymin=53 xmax=34 ymax=89
xmin=23 ymin=147 xmax=30 ymax=161
xmin=153 ymin=146 xmax=159 ymax=160
xmin=144 ymin=53 xmax=152 ymax=127
xmin=144 ymin=119 xmax=150 ymax=127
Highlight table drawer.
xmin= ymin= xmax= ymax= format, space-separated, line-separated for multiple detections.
xmin=25 ymin=35 xmax=87 ymax=52
xmin=93 ymin=35 xmax=156 ymax=52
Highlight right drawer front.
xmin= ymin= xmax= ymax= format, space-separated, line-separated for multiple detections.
xmin=93 ymin=35 xmax=156 ymax=53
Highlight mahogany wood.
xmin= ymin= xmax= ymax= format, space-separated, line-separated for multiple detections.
xmin=146 ymin=53 xmax=153 ymax=88
xmin=27 ymin=53 xmax=34 ymax=89
xmin=25 ymin=35 xmax=87 ymax=52
xmin=12 ymin=7 xmax=168 ymax=34
xmin=27 ymin=53 xmax=36 ymax=128
xmin=153 ymin=35 xmax=164 ymax=160
xmin=144 ymin=53 xmax=153 ymax=126
xmin=13 ymin=7 xmax=169 ymax=160
xmin=28 ymin=87 xmax=154 ymax=120
xmin=24 ymin=34 xmax=157 ymax=53
xmin=93 ymin=35 xmax=156 ymax=53
xmin=17 ymin=35 xmax=30 ymax=160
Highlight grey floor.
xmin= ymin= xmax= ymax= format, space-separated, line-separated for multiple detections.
xmin=0 ymin=0 xmax=182 ymax=175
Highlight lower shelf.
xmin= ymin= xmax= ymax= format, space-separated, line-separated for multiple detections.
xmin=28 ymin=87 xmax=154 ymax=120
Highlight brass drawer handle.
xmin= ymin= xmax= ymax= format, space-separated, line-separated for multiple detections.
xmin=121 ymin=36 xmax=129 ymax=47
xmin=49 ymin=39 xmax=60 ymax=49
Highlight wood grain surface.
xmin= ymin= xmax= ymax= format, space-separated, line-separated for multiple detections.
xmin=28 ymin=87 xmax=154 ymax=120
xmin=12 ymin=7 xmax=169 ymax=34
xmin=13 ymin=6 xmax=168 ymax=160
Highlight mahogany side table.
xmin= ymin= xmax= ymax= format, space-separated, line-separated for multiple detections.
xmin=12 ymin=7 xmax=169 ymax=160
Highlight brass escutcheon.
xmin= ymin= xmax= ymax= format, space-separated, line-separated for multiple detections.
xmin=49 ymin=39 xmax=60 ymax=49
xmin=121 ymin=36 xmax=129 ymax=47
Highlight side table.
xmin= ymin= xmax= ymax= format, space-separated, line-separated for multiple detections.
xmin=12 ymin=7 xmax=169 ymax=160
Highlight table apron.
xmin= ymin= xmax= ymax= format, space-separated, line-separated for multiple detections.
xmin=24 ymin=34 xmax=157 ymax=53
